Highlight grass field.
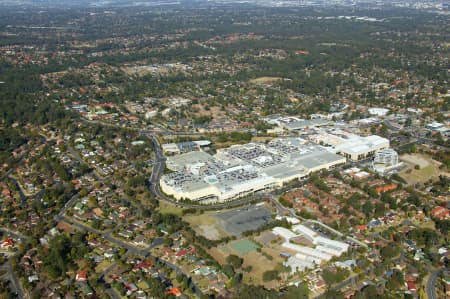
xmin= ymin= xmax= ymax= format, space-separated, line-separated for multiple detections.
xmin=229 ymin=239 xmax=260 ymax=255
xmin=209 ymin=236 xmax=286 ymax=286
xmin=159 ymin=201 xmax=184 ymax=216
xmin=95 ymin=260 xmax=112 ymax=273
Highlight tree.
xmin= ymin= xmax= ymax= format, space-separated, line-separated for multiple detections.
xmin=322 ymin=267 xmax=350 ymax=286
xmin=352 ymin=285 xmax=378 ymax=299
xmin=283 ymin=283 xmax=309 ymax=299
xmin=226 ymin=254 xmax=243 ymax=269
xmin=362 ymin=201 xmax=373 ymax=216
xmin=262 ymin=270 xmax=279 ymax=282
xmin=386 ymin=269 xmax=404 ymax=290
xmin=367 ymin=188 xmax=379 ymax=198
xmin=322 ymin=288 xmax=344 ymax=299
xmin=374 ymin=202 xmax=386 ymax=218
xmin=279 ymin=196 xmax=293 ymax=208
xmin=222 ymin=264 xmax=235 ymax=278
xmin=380 ymin=244 xmax=400 ymax=260
xmin=312 ymin=178 xmax=331 ymax=192
xmin=42 ymin=234 xmax=73 ymax=278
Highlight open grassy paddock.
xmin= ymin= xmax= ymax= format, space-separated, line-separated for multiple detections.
xmin=399 ymin=154 xmax=445 ymax=185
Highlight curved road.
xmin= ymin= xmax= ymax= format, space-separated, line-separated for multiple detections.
xmin=148 ymin=136 xmax=262 ymax=210
xmin=7 ymin=175 xmax=27 ymax=207
xmin=58 ymin=214 xmax=204 ymax=297
xmin=3 ymin=259 xmax=26 ymax=299
xmin=0 ymin=228 xmax=30 ymax=299
xmin=81 ymin=119 xmax=263 ymax=210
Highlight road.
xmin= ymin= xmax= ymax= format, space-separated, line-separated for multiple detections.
xmin=58 ymin=214 xmax=204 ymax=297
xmin=66 ymin=145 xmax=105 ymax=181
xmin=269 ymin=195 xmax=297 ymax=217
xmin=0 ymin=227 xmax=30 ymax=299
xmin=426 ymin=268 xmax=441 ymax=299
xmin=7 ymin=175 xmax=27 ymax=207
xmin=54 ymin=193 xmax=81 ymax=221
xmin=147 ymin=135 xmax=262 ymax=210
xmin=0 ymin=149 xmax=28 ymax=181
xmin=81 ymin=120 xmax=276 ymax=211
xmin=3 ymin=259 xmax=27 ymax=299
xmin=0 ymin=228 xmax=30 ymax=244
xmin=58 ymin=215 xmax=148 ymax=255
xmin=106 ymin=288 xmax=122 ymax=299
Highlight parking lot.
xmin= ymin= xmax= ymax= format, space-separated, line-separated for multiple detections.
xmin=215 ymin=205 xmax=272 ymax=236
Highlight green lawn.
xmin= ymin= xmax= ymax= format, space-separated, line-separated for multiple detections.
xmin=230 ymin=239 xmax=260 ymax=255
xmin=159 ymin=201 xmax=184 ymax=216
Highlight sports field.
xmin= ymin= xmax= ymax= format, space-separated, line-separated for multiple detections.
xmin=229 ymin=239 xmax=260 ymax=255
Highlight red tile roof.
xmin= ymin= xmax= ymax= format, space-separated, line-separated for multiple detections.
xmin=407 ymin=281 xmax=417 ymax=291
xmin=165 ymin=287 xmax=182 ymax=297
xmin=1 ymin=238 xmax=14 ymax=248
xmin=76 ymin=270 xmax=87 ymax=282
xmin=431 ymin=206 xmax=449 ymax=220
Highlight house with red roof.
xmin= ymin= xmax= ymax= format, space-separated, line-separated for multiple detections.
xmin=354 ymin=225 xmax=367 ymax=232
xmin=1 ymin=238 xmax=14 ymax=249
xmin=376 ymin=183 xmax=397 ymax=194
xmin=165 ymin=287 xmax=182 ymax=297
xmin=76 ymin=270 xmax=88 ymax=282
xmin=406 ymin=281 xmax=417 ymax=292
xmin=2 ymin=188 xmax=11 ymax=198
xmin=176 ymin=249 xmax=188 ymax=258
xmin=133 ymin=260 xmax=153 ymax=273
xmin=430 ymin=206 xmax=449 ymax=220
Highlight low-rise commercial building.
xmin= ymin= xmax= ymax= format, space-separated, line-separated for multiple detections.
xmin=162 ymin=140 xmax=211 ymax=155
xmin=368 ymin=107 xmax=390 ymax=117
xmin=311 ymin=130 xmax=389 ymax=161
xmin=272 ymin=224 xmax=349 ymax=274
xmin=372 ymin=148 xmax=402 ymax=174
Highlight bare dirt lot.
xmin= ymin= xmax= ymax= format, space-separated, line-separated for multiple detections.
xmin=399 ymin=154 xmax=445 ymax=185
xmin=249 ymin=76 xmax=284 ymax=84
xmin=183 ymin=212 xmax=229 ymax=240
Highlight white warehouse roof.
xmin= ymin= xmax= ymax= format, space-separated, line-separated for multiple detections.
xmin=273 ymin=227 xmax=298 ymax=240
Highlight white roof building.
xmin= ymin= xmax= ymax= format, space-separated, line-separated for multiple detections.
xmin=313 ymin=130 xmax=390 ymax=161
xmin=281 ymin=242 xmax=333 ymax=261
xmin=273 ymin=227 xmax=299 ymax=240
xmin=314 ymin=236 xmax=349 ymax=254
xmin=161 ymin=138 xmax=345 ymax=203
xmin=368 ymin=108 xmax=389 ymax=117
xmin=372 ymin=148 xmax=401 ymax=174
xmin=272 ymin=225 xmax=349 ymax=270
xmin=427 ymin=122 xmax=449 ymax=133
xmin=292 ymin=224 xmax=318 ymax=240
xmin=284 ymin=256 xmax=315 ymax=274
